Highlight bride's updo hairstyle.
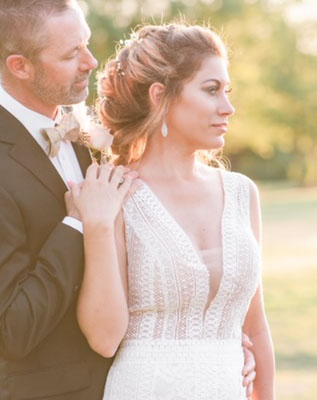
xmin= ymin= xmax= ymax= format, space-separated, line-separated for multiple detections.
xmin=97 ymin=23 xmax=227 ymax=166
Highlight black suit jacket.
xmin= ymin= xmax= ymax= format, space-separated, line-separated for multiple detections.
xmin=0 ymin=105 xmax=112 ymax=400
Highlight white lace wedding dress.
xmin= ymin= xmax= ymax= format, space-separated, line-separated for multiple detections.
xmin=103 ymin=170 xmax=261 ymax=400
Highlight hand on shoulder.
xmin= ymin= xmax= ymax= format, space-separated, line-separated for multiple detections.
xmin=65 ymin=163 xmax=138 ymax=229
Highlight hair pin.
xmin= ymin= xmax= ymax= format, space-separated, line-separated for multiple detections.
xmin=115 ymin=61 xmax=125 ymax=77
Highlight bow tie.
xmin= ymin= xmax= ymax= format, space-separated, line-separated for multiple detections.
xmin=41 ymin=112 xmax=81 ymax=157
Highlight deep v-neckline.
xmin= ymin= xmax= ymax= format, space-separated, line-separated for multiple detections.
xmin=134 ymin=169 xmax=228 ymax=310
xmin=138 ymin=169 xmax=225 ymax=260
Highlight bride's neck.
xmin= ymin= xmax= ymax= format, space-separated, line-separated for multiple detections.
xmin=134 ymin=137 xmax=199 ymax=182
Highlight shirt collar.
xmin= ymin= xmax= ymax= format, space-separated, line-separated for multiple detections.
xmin=0 ymin=85 xmax=62 ymax=152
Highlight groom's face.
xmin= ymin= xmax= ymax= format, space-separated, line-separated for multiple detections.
xmin=29 ymin=7 xmax=98 ymax=106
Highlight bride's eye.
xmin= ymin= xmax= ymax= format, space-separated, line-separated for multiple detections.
xmin=206 ymin=87 xmax=218 ymax=95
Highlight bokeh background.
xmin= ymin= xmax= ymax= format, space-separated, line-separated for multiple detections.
xmin=80 ymin=0 xmax=317 ymax=397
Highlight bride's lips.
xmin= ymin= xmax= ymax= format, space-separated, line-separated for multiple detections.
xmin=211 ymin=122 xmax=228 ymax=133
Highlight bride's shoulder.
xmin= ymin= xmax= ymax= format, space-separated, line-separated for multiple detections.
xmin=221 ymin=168 xmax=256 ymax=187
xmin=219 ymin=169 xmax=260 ymax=202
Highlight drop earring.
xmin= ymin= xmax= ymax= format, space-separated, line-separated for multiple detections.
xmin=161 ymin=118 xmax=168 ymax=138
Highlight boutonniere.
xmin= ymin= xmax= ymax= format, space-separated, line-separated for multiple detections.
xmin=72 ymin=102 xmax=113 ymax=163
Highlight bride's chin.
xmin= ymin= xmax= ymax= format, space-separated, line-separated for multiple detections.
xmin=201 ymin=140 xmax=225 ymax=152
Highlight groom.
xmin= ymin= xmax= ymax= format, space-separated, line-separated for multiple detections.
xmin=0 ymin=1 xmax=113 ymax=399
xmin=0 ymin=1 xmax=256 ymax=399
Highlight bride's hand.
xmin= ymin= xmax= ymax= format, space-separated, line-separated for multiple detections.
xmin=67 ymin=163 xmax=136 ymax=228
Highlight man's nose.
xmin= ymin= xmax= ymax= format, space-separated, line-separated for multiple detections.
xmin=82 ymin=48 xmax=98 ymax=71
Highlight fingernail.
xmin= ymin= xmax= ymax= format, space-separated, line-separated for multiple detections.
xmin=67 ymin=181 xmax=73 ymax=187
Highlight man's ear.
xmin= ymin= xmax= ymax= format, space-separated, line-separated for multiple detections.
xmin=6 ymin=55 xmax=34 ymax=80
xmin=149 ymin=82 xmax=166 ymax=108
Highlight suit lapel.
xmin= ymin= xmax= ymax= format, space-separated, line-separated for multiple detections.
xmin=72 ymin=142 xmax=91 ymax=177
xmin=0 ymin=106 xmax=67 ymax=205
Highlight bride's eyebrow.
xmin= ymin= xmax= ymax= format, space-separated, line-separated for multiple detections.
xmin=201 ymin=79 xmax=231 ymax=87
xmin=202 ymin=79 xmax=220 ymax=85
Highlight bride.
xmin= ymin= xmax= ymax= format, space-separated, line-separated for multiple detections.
xmin=67 ymin=23 xmax=275 ymax=399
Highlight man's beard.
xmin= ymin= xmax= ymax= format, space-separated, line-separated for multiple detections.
xmin=30 ymin=65 xmax=89 ymax=106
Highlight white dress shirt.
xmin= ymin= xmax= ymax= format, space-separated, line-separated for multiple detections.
xmin=0 ymin=85 xmax=83 ymax=233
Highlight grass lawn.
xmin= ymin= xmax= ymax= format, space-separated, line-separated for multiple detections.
xmin=259 ymin=182 xmax=317 ymax=399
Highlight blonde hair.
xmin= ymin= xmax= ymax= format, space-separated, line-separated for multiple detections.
xmin=97 ymin=23 xmax=228 ymax=166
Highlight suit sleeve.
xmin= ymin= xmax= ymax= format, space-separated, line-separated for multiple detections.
xmin=0 ymin=186 xmax=84 ymax=360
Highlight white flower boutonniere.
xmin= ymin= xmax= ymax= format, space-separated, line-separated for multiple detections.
xmin=72 ymin=102 xmax=113 ymax=163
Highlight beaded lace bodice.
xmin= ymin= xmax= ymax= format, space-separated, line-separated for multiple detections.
xmin=122 ymin=170 xmax=261 ymax=342
xmin=103 ymin=170 xmax=261 ymax=400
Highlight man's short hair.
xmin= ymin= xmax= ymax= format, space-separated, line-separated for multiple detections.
xmin=0 ymin=0 xmax=78 ymax=68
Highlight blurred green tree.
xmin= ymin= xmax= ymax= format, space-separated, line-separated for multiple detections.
xmin=81 ymin=0 xmax=317 ymax=185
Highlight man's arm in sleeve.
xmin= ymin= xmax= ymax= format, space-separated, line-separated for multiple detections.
xmin=0 ymin=186 xmax=84 ymax=360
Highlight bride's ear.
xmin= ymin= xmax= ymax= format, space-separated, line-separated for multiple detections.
xmin=148 ymin=82 xmax=166 ymax=108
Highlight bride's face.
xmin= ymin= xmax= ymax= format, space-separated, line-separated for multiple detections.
xmin=166 ymin=55 xmax=235 ymax=151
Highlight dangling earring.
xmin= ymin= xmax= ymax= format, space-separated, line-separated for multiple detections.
xmin=161 ymin=117 xmax=168 ymax=138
